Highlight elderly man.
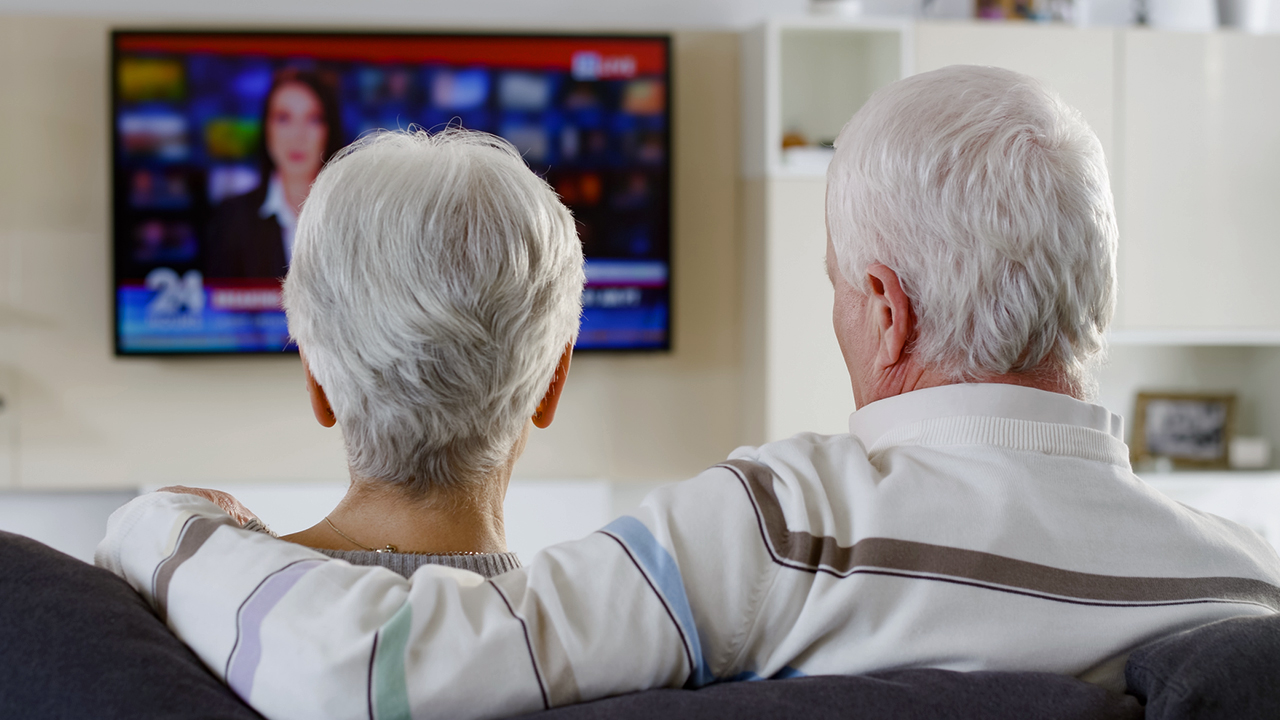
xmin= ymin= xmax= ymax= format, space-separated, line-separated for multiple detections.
xmin=97 ymin=66 xmax=1280 ymax=720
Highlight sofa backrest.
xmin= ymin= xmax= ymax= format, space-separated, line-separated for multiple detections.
xmin=1127 ymin=612 xmax=1280 ymax=720
xmin=0 ymin=530 xmax=265 ymax=720
xmin=510 ymin=668 xmax=1143 ymax=720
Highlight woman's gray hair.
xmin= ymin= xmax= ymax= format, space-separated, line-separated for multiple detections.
xmin=827 ymin=65 xmax=1117 ymax=397
xmin=284 ymin=128 xmax=584 ymax=495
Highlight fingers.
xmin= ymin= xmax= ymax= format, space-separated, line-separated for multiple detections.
xmin=155 ymin=486 xmax=262 ymax=528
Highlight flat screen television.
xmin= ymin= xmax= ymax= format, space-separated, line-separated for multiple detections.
xmin=111 ymin=30 xmax=672 ymax=355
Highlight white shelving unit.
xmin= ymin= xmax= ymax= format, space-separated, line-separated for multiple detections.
xmin=739 ymin=19 xmax=913 ymax=444
xmin=746 ymin=20 xmax=1280 ymax=340
xmin=741 ymin=20 xmax=1280 ymax=448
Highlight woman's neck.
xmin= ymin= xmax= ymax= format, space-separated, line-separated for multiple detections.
xmin=281 ymin=475 xmax=509 ymax=555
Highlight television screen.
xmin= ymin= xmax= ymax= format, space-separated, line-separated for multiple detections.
xmin=111 ymin=31 xmax=672 ymax=355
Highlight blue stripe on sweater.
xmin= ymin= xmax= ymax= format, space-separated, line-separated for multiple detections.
xmin=723 ymin=666 xmax=807 ymax=682
xmin=602 ymin=516 xmax=715 ymax=687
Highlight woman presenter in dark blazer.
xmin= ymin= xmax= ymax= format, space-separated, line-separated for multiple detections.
xmin=205 ymin=68 xmax=344 ymax=279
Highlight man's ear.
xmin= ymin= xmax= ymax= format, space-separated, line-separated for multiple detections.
xmin=865 ymin=263 xmax=916 ymax=369
xmin=532 ymin=343 xmax=573 ymax=429
xmin=301 ymin=352 xmax=337 ymax=429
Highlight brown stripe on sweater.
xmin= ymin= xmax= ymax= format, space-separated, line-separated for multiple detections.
xmin=718 ymin=458 xmax=1280 ymax=611
xmin=151 ymin=515 xmax=225 ymax=621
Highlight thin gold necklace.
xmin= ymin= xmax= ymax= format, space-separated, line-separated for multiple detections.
xmin=322 ymin=516 xmax=486 ymax=556
xmin=324 ymin=516 xmax=397 ymax=553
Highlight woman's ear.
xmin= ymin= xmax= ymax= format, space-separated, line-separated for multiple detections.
xmin=532 ymin=343 xmax=573 ymax=429
xmin=301 ymin=351 xmax=337 ymax=428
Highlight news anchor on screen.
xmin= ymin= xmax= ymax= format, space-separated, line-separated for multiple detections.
xmin=204 ymin=68 xmax=345 ymax=279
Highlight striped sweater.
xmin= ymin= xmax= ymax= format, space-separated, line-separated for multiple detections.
xmin=96 ymin=384 xmax=1280 ymax=720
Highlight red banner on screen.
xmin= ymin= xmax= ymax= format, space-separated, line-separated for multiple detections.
xmin=115 ymin=34 xmax=667 ymax=76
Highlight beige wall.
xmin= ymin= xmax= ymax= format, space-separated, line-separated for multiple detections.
xmin=0 ymin=18 xmax=743 ymax=489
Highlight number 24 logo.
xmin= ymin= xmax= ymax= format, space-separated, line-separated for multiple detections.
xmin=145 ymin=268 xmax=204 ymax=316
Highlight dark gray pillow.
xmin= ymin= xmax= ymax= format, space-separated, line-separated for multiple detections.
xmin=516 ymin=669 xmax=1143 ymax=720
xmin=0 ymin=530 xmax=264 ymax=720
xmin=1127 ymin=613 xmax=1280 ymax=720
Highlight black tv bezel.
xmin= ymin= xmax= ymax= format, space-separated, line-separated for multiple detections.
xmin=110 ymin=28 xmax=674 ymax=358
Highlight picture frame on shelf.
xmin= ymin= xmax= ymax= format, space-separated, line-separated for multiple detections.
xmin=1132 ymin=392 xmax=1237 ymax=470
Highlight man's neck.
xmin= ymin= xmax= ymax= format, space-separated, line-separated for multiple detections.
xmin=282 ymin=475 xmax=509 ymax=555
xmin=860 ymin=357 xmax=1078 ymax=408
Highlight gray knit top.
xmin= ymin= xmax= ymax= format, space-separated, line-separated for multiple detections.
xmin=312 ymin=548 xmax=521 ymax=579
xmin=240 ymin=519 xmax=520 ymax=579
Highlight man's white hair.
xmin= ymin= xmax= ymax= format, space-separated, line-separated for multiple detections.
xmin=284 ymin=129 xmax=585 ymax=495
xmin=827 ymin=65 xmax=1117 ymax=396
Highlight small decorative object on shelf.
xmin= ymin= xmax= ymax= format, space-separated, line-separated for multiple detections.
xmin=1147 ymin=0 xmax=1218 ymax=30
xmin=1074 ymin=0 xmax=1139 ymax=25
xmin=809 ymin=0 xmax=865 ymax=16
xmin=1229 ymin=436 xmax=1272 ymax=470
xmin=781 ymin=131 xmax=808 ymax=149
xmin=976 ymin=0 xmax=1073 ymax=21
xmin=1133 ymin=392 xmax=1236 ymax=470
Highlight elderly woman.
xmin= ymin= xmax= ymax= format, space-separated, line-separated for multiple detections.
xmin=187 ymin=127 xmax=583 ymax=578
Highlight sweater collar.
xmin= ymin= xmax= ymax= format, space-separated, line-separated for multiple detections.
xmin=848 ymin=383 xmax=1124 ymax=451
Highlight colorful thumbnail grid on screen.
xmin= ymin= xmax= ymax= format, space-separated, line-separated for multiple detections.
xmin=113 ymin=33 xmax=671 ymax=354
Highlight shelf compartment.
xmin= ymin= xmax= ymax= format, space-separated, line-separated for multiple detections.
xmin=741 ymin=18 xmax=913 ymax=179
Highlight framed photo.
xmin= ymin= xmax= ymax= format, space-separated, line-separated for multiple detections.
xmin=1132 ymin=392 xmax=1237 ymax=469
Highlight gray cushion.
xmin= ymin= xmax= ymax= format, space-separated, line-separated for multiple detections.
xmin=1127 ymin=613 xmax=1280 ymax=720
xmin=516 ymin=669 xmax=1143 ymax=720
xmin=0 ymin=530 xmax=264 ymax=720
